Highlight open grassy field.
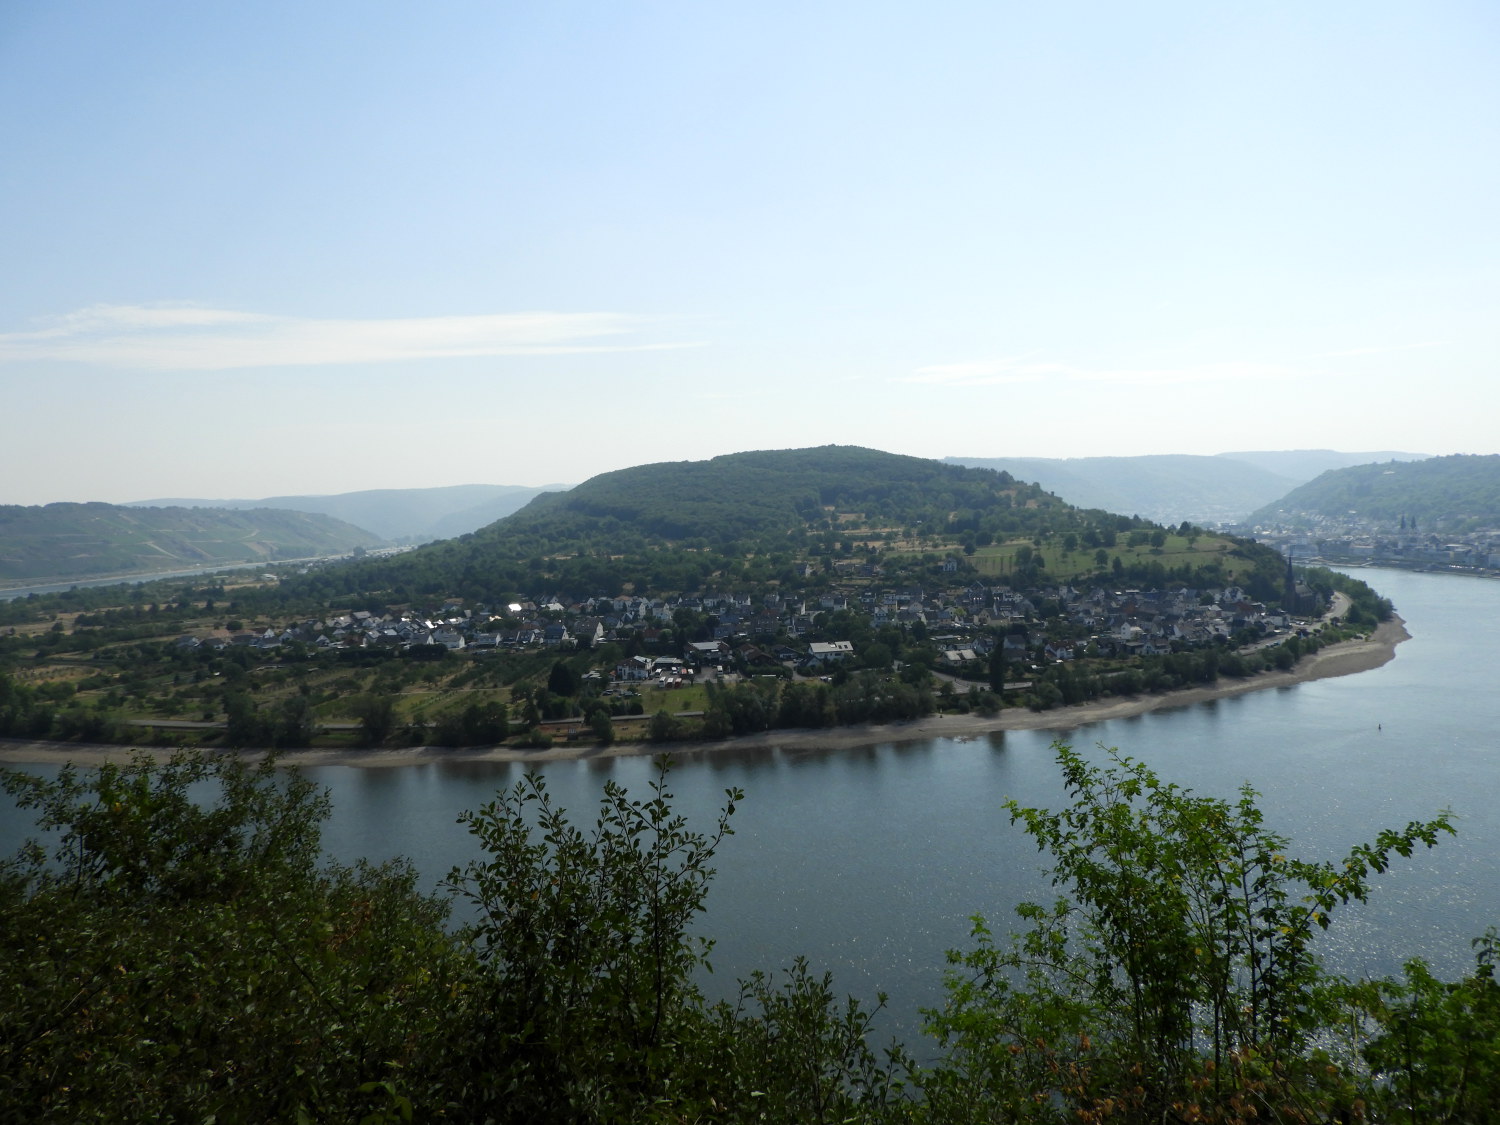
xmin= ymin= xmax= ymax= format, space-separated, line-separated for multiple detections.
xmin=974 ymin=533 xmax=1235 ymax=580
xmin=880 ymin=532 xmax=1239 ymax=582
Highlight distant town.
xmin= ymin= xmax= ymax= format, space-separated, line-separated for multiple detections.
xmin=1250 ymin=516 xmax=1500 ymax=573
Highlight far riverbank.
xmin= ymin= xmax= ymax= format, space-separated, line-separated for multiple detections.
xmin=0 ymin=617 xmax=1408 ymax=770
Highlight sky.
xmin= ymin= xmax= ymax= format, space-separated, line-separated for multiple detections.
xmin=2 ymin=1 xmax=1497 ymax=505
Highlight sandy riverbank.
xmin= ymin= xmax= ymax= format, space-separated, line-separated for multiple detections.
xmin=0 ymin=618 xmax=1408 ymax=771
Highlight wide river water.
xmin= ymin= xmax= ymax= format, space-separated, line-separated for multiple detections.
xmin=4 ymin=567 xmax=1496 ymax=1045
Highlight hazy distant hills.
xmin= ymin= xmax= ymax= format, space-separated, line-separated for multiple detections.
xmin=0 ymin=503 xmax=383 ymax=584
xmin=1246 ymin=454 xmax=1500 ymax=532
xmin=943 ymin=451 xmax=1429 ymax=525
xmin=124 ymin=451 xmax=1436 ymax=543
xmin=128 ymin=483 xmax=571 ymax=542
xmin=1214 ymin=450 xmax=1428 ymax=481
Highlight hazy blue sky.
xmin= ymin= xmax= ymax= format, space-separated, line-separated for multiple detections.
xmin=2 ymin=2 xmax=1496 ymax=504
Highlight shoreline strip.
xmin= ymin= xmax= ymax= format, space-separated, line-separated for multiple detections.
xmin=0 ymin=618 xmax=1409 ymax=770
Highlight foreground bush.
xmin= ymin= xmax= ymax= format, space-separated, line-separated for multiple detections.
xmin=0 ymin=753 xmax=898 ymax=1123
xmin=919 ymin=745 xmax=1461 ymax=1123
xmin=2 ymin=746 xmax=1493 ymax=1122
xmin=0 ymin=753 xmax=459 ymax=1122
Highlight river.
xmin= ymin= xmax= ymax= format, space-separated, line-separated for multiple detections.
xmin=0 ymin=564 xmax=259 ymax=601
xmin=4 ymin=568 xmax=1496 ymax=1044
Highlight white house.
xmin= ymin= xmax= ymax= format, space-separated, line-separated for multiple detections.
xmin=807 ymin=640 xmax=855 ymax=664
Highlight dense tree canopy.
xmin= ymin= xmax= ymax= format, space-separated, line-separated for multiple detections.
xmin=264 ymin=445 xmax=1209 ymax=604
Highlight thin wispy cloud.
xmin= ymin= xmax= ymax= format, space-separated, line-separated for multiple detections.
xmin=900 ymin=358 xmax=1302 ymax=388
xmin=1322 ymin=340 xmax=1446 ymax=359
xmin=0 ymin=304 xmax=697 ymax=370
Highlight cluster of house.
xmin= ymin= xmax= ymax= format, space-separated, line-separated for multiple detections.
xmin=1256 ymin=521 xmax=1500 ymax=572
xmin=176 ymin=580 xmax=1318 ymax=673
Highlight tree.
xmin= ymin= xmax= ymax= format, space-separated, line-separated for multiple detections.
xmin=547 ymin=659 xmax=581 ymax=697
xmin=921 ymin=742 xmax=1455 ymax=1123
xmin=517 ymin=685 xmax=541 ymax=730
xmin=433 ymin=701 xmax=510 ymax=747
xmin=987 ymin=647 xmax=1007 ymax=694
xmin=438 ymin=765 xmax=741 ymax=1120
xmin=1358 ymin=928 xmax=1500 ymax=1122
xmin=222 ymin=690 xmax=265 ymax=747
xmin=433 ymin=760 xmax=900 ymax=1123
xmin=649 ymin=708 xmax=682 ymax=742
xmin=350 ymin=691 xmax=396 ymax=746
xmin=272 ymin=694 xmax=315 ymax=748
xmin=0 ymin=752 xmax=458 ymax=1123
xmin=589 ymin=707 xmax=614 ymax=745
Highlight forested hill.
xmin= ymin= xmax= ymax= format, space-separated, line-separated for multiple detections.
xmin=483 ymin=446 xmax=1053 ymax=547
xmin=276 ymin=445 xmax=1266 ymax=607
xmin=0 ymin=503 xmax=384 ymax=584
xmin=1249 ymin=454 xmax=1500 ymax=531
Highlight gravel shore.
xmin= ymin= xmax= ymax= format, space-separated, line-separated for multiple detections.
xmin=0 ymin=618 xmax=1408 ymax=770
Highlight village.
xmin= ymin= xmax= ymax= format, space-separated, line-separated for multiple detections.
xmin=177 ymin=569 xmax=1326 ymax=688
xmin=1250 ymin=517 xmax=1500 ymax=573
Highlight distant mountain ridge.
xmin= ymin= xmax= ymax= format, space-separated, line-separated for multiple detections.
xmin=1247 ymin=454 xmax=1500 ymax=532
xmin=943 ymin=450 xmax=1428 ymax=525
xmin=128 ymin=483 xmax=571 ymax=542
xmin=0 ymin=503 xmax=383 ymax=584
xmin=1215 ymin=450 xmax=1428 ymax=481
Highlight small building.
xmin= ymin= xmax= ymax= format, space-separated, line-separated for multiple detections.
xmin=687 ymin=640 xmax=730 ymax=666
xmin=807 ymin=640 xmax=855 ymax=664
